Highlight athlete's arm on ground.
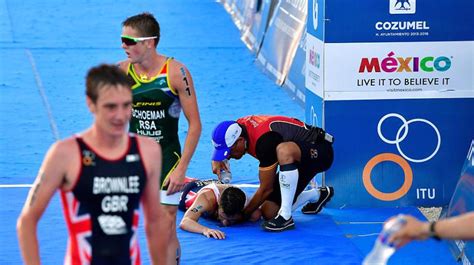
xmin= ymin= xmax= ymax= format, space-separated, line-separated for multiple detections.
xmin=138 ymin=136 xmax=171 ymax=264
xmin=179 ymin=190 xmax=226 ymax=240
xmin=17 ymin=139 xmax=76 ymax=265
xmin=243 ymin=163 xmax=277 ymax=219
xmin=165 ymin=60 xmax=202 ymax=195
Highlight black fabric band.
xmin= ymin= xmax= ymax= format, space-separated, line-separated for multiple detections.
xmin=429 ymin=221 xmax=441 ymax=241
xmin=280 ymin=163 xmax=298 ymax=171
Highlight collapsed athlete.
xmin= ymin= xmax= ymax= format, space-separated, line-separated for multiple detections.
xmin=17 ymin=64 xmax=170 ymax=264
xmin=178 ymin=179 xmax=257 ymax=239
xmin=178 ymin=178 xmax=325 ymax=238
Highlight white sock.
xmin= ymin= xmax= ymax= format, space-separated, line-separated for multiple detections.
xmin=278 ymin=165 xmax=298 ymax=220
xmin=292 ymin=188 xmax=320 ymax=211
xmin=310 ymin=178 xmax=319 ymax=189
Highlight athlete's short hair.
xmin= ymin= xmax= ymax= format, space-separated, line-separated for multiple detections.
xmin=122 ymin=12 xmax=160 ymax=47
xmin=220 ymin=187 xmax=246 ymax=216
xmin=86 ymin=64 xmax=133 ymax=103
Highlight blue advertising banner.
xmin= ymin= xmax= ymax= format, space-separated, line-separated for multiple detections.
xmin=323 ymin=41 xmax=473 ymax=100
xmin=256 ymin=0 xmax=307 ymax=85
xmin=305 ymin=89 xmax=323 ymax=127
xmin=324 ymin=98 xmax=473 ymax=207
xmin=305 ymin=90 xmax=324 ymax=185
xmin=307 ymin=0 xmax=324 ymax=41
xmin=305 ymin=0 xmax=473 ymax=208
xmin=324 ymin=0 xmax=474 ymax=43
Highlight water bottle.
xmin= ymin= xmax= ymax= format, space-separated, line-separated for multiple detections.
xmin=363 ymin=214 xmax=407 ymax=265
xmin=220 ymin=159 xmax=232 ymax=184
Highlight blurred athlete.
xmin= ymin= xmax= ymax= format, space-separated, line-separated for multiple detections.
xmin=389 ymin=212 xmax=474 ymax=248
xmin=17 ymin=64 xmax=170 ymax=264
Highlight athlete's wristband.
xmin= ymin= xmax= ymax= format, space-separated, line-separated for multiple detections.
xmin=429 ymin=221 xmax=441 ymax=241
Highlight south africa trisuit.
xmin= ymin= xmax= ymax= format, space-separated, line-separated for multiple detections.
xmin=60 ymin=134 xmax=147 ymax=265
xmin=126 ymin=58 xmax=181 ymax=202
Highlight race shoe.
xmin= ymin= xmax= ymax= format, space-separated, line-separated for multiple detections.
xmin=262 ymin=215 xmax=295 ymax=232
xmin=301 ymin=186 xmax=334 ymax=214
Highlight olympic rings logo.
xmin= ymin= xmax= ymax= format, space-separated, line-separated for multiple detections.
xmin=363 ymin=113 xmax=441 ymax=201
xmin=376 ymin=113 xmax=441 ymax=163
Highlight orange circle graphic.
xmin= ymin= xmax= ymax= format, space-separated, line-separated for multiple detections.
xmin=362 ymin=153 xmax=413 ymax=201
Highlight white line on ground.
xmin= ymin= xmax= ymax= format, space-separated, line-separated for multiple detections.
xmin=0 ymin=184 xmax=33 ymax=188
xmin=346 ymin=233 xmax=379 ymax=238
xmin=233 ymin=184 xmax=259 ymax=188
xmin=347 ymin=221 xmax=384 ymax=224
xmin=26 ymin=49 xmax=60 ymax=141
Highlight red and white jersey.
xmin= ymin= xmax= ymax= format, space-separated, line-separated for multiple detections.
xmin=180 ymin=181 xmax=221 ymax=210
xmin=179 ymin=179 xmax=249 ymax=214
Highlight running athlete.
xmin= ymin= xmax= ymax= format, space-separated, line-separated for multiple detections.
xmin=178 ymin=179 xmax=255 ymax=240
xmin=211 ymin=115 xmax=335 ymax=232
xmin=118 ymin=12 xmax=202 ymax=262
xmin=17 ymin=64 xmax=170 ymax=264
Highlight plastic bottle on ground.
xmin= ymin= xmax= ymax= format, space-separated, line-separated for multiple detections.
xmin=363 ymin=214 xmax=407 ymax=265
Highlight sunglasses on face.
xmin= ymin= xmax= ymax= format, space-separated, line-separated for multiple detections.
xmin=121 ymin=35 xmax=157 ymax=46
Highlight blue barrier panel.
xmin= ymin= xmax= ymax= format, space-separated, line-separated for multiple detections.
xmin=228 ymin=0 xmax=256 ymax=32
xmin=304 ymin=90 xmax=324 ymax=186
xmin=304 ymin=86 xmax=323 ymax=129
xmin=240 ymin=0 xmax=275 ymax=53
xmin=256 ymin=0 xmax=307 ymax=85
xmin=282 ymin=31 xmax=306 ymax=106
xmin=443 ymin=140 xmax=474 ymax=264
xmin=305 ymin=0 xmax=474 ymax=207
xmin=241 ymin=0 xmax=274 ymax=54
xmin=324 ymin=0 xmax=474 ymax=43
xmin=323 ymin=98 xmax=473 ymax=207
xmin=225 ymin=0 xmax=309 ymax=106
xmin=324 ymin=41 xmax=472 ymax=99
xmin=305 ymin=0 xmax=324 ymax=98
xmin=307 ymin=0 xmax=324 ymax=41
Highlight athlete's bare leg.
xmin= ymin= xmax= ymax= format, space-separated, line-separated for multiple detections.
xmin=164 ymin=205 xmax=180 ymax=264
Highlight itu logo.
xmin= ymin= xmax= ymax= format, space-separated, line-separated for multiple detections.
xmin=362 ymin=113 xmax=441 ymax=201
xmin=390 ymin=0 xmax=416 ymax=14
